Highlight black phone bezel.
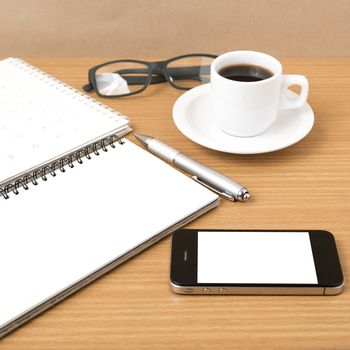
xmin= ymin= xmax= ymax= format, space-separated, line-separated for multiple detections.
xmin=170 ymin=229 xmax=343 ymax=288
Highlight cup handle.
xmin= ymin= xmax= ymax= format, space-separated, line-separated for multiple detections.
xmin=280 ymin=74 xmax=309 ymax=109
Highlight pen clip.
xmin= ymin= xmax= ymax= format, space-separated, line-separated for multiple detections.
xmin=192 ymin=176 xmax=236 ymax=201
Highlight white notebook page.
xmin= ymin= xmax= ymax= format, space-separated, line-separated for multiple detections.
xmin=0 ymin=140 xmax=218 ymax=326
xmin=0 ymin=58 xmax=129 ymax=184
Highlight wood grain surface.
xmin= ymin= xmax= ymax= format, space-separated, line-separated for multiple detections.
xmin=1 ymin=58 xmax=349 ymax=350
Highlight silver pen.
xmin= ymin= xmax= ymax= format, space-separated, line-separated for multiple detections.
xmin=134 ymin=133 xmax=251 ymax=202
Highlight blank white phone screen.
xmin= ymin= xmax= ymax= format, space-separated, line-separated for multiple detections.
xmin=197 ymin=231 xmax=318 ymax=284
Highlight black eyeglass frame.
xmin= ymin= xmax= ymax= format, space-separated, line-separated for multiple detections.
xmin=83 ymin=53 xmax=217 ymax=98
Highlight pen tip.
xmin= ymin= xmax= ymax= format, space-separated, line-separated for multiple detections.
xmin=243 ymin=192 xmax=251 ymax=201
xmin=237 ymin=189 xmax=251 ymax=201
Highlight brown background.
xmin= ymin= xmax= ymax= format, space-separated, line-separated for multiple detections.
xmin=0 ymin=0 xmax=349 ymax=58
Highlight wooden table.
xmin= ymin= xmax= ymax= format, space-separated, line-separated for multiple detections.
xmin=2 ymin=58 xmax=350 ymax=349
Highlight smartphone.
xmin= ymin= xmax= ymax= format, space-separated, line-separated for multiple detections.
xmin=170 ymin=229 xmax=344 ymax=295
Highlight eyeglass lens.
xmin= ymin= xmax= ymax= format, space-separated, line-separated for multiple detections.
xmin=95 ymin=61 xmax=150 ymax=96
xmin=166 ymin=56 xmax=213 ymax=89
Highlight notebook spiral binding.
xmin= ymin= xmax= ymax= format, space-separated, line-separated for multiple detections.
xmin=0 ymin=134 xmax=124 ymax=200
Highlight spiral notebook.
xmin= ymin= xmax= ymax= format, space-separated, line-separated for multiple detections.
xmin=0 ymin=59 xmax=219 ymax=337
xmin=0 ymin=57 xmax=131 ymax=197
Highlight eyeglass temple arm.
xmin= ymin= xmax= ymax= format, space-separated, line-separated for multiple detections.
xmin=120 ymin=66 xmax=211 ymax=84
xmin=110 ymin=65 xmax=209 ymax=77
xmin=83 ymin=65 xmax=211 ymax=91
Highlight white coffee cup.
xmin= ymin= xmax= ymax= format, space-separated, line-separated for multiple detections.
xmin=210 ymin=51 xmax=309 ymax=137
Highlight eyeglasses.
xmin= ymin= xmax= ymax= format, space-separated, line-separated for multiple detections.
xmin=82 ymin=53 xmax=217 ymax=98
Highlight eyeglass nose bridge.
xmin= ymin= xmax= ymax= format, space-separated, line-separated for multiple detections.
xmin=145 ymin=62 xmax=171 ymax=86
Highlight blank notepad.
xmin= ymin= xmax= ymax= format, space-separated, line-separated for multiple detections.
xmin=0 ymin=58 xmax=129 ymax=186
xmin=0 ymin=139 xmax=219 ymax=334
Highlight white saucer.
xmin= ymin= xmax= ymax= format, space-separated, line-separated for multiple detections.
xmin=173 ymin=84 xmax=314 ymax=154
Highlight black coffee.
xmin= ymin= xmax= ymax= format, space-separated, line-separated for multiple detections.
xmin=219 ymin=64 xmax=273 ymax=82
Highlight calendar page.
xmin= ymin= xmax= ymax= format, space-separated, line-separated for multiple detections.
xmin=0 ymin=58 xmax=129 ymax=184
